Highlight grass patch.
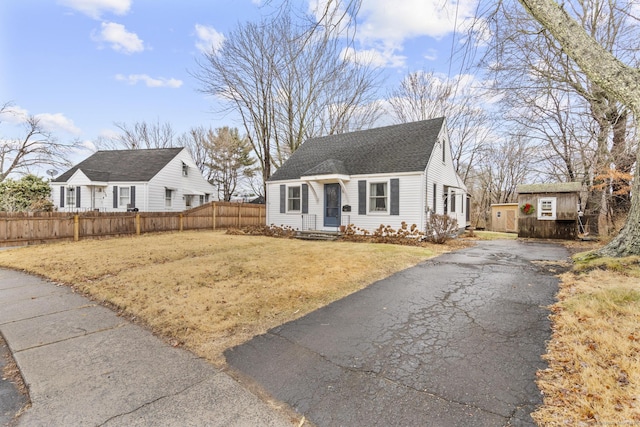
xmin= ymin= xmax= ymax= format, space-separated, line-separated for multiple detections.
xmin=463 ymin=230 xmax=518 ymax=240
xmin=572 ymin=253 xmax=640 ymax=277
xmin=532 ymin=262 xmax=640 ymax=425
xmin=0 ymin=231 xmax=447 ymax=365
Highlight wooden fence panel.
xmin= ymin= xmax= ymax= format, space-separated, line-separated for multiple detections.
xmin=0 ymin=202 xmax=266 ymax=247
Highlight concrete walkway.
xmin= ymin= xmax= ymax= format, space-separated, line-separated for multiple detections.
xmin=0 ymin=269 xmax=295 ymax=427
xmin=226 ymin=240 xmax=569 ymax=426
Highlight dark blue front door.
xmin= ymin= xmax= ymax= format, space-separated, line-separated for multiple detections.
xmin=324 ymin=183 xmax=341 ymax=227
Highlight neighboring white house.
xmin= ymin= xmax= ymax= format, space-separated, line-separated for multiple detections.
xmin=266 ymin=117 xmax=468 ymax=233
xmin=50 ymin=147 xmax=216 ymax=212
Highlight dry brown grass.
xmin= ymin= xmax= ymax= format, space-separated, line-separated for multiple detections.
xmin=0 ymin=231 xmax=447 ymax=365
xmin=532 ymin=253 xmax=640 ymax=425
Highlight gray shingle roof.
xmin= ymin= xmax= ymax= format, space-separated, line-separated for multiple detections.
xmin=517 ymin=182 xmax=583 ymax=194
xmin=268 ymin=117 xmax=445 ymax=181
xmin=53 ymin=148 xmax=184 ymax=183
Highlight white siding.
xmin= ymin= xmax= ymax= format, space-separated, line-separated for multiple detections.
xmin=425 ymin=127 xmax=467 ymax=229
xmin=147 ymin=149 xmax=216 ymax=212
xmin=267 ymin=172 xmax=425 ymax=233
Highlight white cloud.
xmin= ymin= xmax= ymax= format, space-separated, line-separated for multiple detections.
xmin=0 ymin=105 xmax=29 ymax=124
xmin=358 ymin=0 xmax=479 ymax=44
xmin=58 ymin=0 xmax=131 ymax=20
xmin=341 ymin=46 xmax=406 ymax=68
xmin=423 ymin=48 xmax=438 ymax=61
xmin=115 ymin=74 xmax=183 ymax=88
xmin=194 ymin=24 xmax=225 ymax=54
xmin=1 ymin=106 xmax=80 ymax=135
xmin=335 ymin=0 xmax=479 ymax=69
xmin=35 ymin=113 xmax=82 ymax=135
xmin=92 ymin=22 xmax=144 ymax=54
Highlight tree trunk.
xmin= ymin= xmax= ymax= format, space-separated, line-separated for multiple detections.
xmin=518 ymin=0 xmax=640 ymax=256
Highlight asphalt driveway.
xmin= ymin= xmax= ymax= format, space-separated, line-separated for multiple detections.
xmin=225 ymin=239 xmax=569 ymax=426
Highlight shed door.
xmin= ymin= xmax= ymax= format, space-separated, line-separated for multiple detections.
xmin=506 ymin=209 xmax=516 ymax=232
xmin=324 ymin=184 xmax=341 ymax=227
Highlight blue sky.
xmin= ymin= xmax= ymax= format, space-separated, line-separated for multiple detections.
xmin=1 ymin=0 xmax=479 ymax=170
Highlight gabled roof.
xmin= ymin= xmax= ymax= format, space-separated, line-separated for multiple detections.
xmin=53 ymin=148 xmax=184 ymax=183
xmin=303 ymin=159 xmax=349 ymax=176
xmin=269 ymin=117 xmax=445 ymax=181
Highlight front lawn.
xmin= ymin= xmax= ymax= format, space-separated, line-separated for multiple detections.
xmin=0 ymin=231 xmax=448 ymax=365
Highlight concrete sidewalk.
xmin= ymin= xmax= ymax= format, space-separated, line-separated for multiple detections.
xmin=0 ymin=268 xmax=295 ymax=427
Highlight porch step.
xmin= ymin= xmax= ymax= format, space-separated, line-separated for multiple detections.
xmin=295 ymin=230 xmax=340 ymax=241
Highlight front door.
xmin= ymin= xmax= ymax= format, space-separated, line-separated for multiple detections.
xmin=324 ymin=183 xmax=341 ymax=227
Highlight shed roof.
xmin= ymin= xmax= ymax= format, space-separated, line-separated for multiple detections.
xmin=268 ymin=117 xmax=445 ymax=181
xmin=53 ymin=147 xmax=184 ymax=183
xmin=517 ymin=182 xmax=582 ymax=194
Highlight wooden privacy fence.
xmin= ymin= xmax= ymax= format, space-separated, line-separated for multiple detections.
xmin=0 ymin=202 xmax=266 ymax=247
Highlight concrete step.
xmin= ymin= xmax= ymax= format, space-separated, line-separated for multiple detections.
xmin=295 ymin=231 xmax=339 ymax=241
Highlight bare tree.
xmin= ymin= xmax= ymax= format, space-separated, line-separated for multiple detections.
xmin=387 ymin=71 xmax=492 ymax=182
xmin=0 ymin=102 xmax=78 ymax=181
xmin=205 ymin=127 xmax=256 ymax=201
xmin=468 ymin=134 xmax=537 ymax=228
xmin=192 ymin=1 xmax=381 ymax=196
xmin=482 ymin=0 xmax=639 ymax=230
xmin=177 ymin=126 xmax=214 ymax=181
xmin=95 ymin=119 xmax=176 ymax=150
xmin=515 ymin=0 xmax=640 ymax=256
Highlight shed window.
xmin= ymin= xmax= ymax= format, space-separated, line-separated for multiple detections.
xmin=369 ymin=182 xmax=387 ymax=212
xmin=119 ymin=187 xmax=130 ymax=207
xmin=288 ymin=186 xmax=301 ymax=212
xmin=538 ymin=197 xmax=557 ymax=220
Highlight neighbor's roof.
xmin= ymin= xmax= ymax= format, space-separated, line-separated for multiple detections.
xmin=268 ymin=117 xmax=445 ymax=181
xmin=517 ymin=182 xmax=583 ymax=194
xmin=53 ymin=148 xmax=184 ymax=183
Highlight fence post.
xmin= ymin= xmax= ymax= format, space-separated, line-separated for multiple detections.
xmin=74 ymin=214 xmax=79 ymax=242
xmin=136 ymin=214 xmax=141 ymax=235
xmin=212 ymin=203 xmax=216 ymax=230
xmin=179 ymin=213 xmax=183 ymax=232
xmin=238 ymin=204 xmax=241 ymax=227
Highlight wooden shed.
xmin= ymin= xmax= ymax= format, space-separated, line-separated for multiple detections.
xmin=517 ymin=182 xmax=582 ymax=239
xmin=490 ymin=203 xmax=519 ymax=233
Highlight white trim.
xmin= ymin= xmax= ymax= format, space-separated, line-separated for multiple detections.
xmin=537 ymin=197 xmax=557 ymax=220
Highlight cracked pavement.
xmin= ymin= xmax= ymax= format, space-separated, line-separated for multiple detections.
xmin=225 ymin=240 xmax=569 ymax=426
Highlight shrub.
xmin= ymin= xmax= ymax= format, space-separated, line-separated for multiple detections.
xmin=424 ymin=214 xmax=458 ymax=244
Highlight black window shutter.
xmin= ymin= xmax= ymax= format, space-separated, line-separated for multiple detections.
xmin=130 ymin=186 xmax=136 ymax=208
xmin=279 ymin=185 xmax=286 ymax=213
xmin=301 ymin=184 xmax=308 ymax=214
xmin=390 ymin=179 xmax=399 ymax=215
xmin=358 ymin=180 xmax=366 ymax=215
xmin=432 ymin=183 xmax=437 ymax=212
xmin=60 ymin=187 xmax=65 ymax=208
xmin=113 ymin=186 xmax=118 ymax=208
xmin=75 ymin=186 xmax=81 ymax=208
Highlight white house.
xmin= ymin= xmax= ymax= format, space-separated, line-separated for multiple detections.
xmin=266 ymin=117 xmax=468 ymax=234
xmin=50 ymin=147 xmax=216 ymax=212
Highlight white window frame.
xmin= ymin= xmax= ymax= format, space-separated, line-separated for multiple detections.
xmin=537 ymin=197 xmax=557 ymax=220
xmin=287 ymin=186 xmax=301 ymax=212
xmin=66 ymin=187 xmax=75 ymax=206
xmin=369 ymin=181 xmax=388 ymax=213
xmin=119 ymin=186 xmax=130 ymax=207
xmin=165 ymin=189 xmax=172 ymax=207
xmin=182 ymin=162 xmax=189 ymax=177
